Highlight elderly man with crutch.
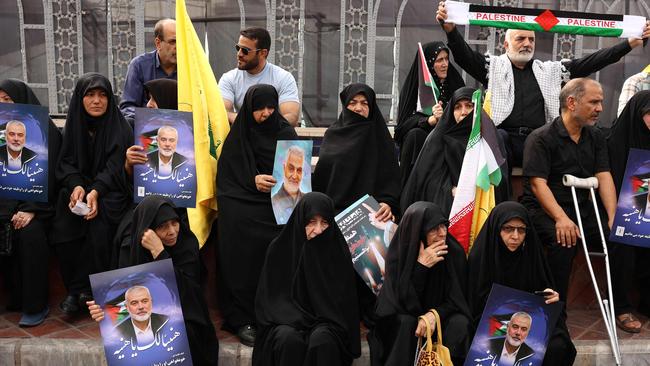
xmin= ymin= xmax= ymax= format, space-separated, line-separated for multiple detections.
xmin=521 ymin=78 xmax=632 ymax=361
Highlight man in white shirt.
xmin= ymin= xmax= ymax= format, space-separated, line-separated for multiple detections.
xmin=219 ymin=27 xmax=300 ymax=126
xmin=0 ymin=120 xmax=37 ymax=174
xmin=115 ymin=285 xmax=168 ymax=347
xmin=487 ymin=312 xmax=534 ymax=366
xmin=146 ymin=125 xmax=187 ymax=179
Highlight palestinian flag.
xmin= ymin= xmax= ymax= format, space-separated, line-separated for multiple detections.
xmin=489 ymin=313 xmax=513 ymax=336
xmin=444 ymin=0 xmax=646 ymax=38
xmin=103 ymin=292 xmax=129 ymax=326
xmin=415 ymin=42 xmax=440 ymax=116
xmin=0 ymin=122 xmax=6 ymax=146
xmin=139 ymin=129 xmax=159 ymax=154
xmin=448 ymin=90 xmax=505 ymax=253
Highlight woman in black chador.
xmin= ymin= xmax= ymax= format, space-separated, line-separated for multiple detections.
xmin=369 ymin=202 xmax=471 ymax=366
xmin=400 ymin=87 xmax=509 ymax=216
xmin=606 ymin=90 xmax=650 ymax=333
xmin=395 ymin=41 xmax=465 ymax=187
xmin=89 ymin=195 xmax=219 ymax=365
xmin=468 ymin=202 xmax=576 ymax=365
xmin=217 ymin=84 xmax=297 ymax=346
xmin=313 ymin=83 xmax=400 ymax=218
xmin=253 ymin=192 xmax=361 ymax=366
xmin=53 ymin=73 xmax=132 ymax=314
xmin=0 ymin=79 xmax=62 ymax=326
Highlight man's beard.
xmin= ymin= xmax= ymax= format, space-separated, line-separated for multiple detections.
xmin=284 ymin=180 xmax=300 ymax=194
xmin=8 ymin=143 xmax=24 ymax=152
xmin=238 ymin=57 xmax=260 ymax=71
xmin=131 ymin=311 xmax=151 ymax=322
xmin=506 ymin=334 xmax=523 ymax=348
xmin=507 ymin=48 xmax=534 ymax=64
xmin=159 ymin=148 xmax=174 ymax=158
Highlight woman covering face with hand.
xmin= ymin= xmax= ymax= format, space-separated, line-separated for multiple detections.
xmin=53 ymin=73 xmax=132 ymax=315
xmin=253 ymin=192 xmax=360 ymax=366
xmin=468 ymin=202 xmax=576 ymax=366
xmin=217 ymin=84 xmax=298 ymax=346
xmin=369 ymin=202 xmax=471 ymax=366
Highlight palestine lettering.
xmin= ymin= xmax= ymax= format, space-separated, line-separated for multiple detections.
xmin=567 ymin=18 xmax=615 ymax=28
xmin=475 ymin=13 xmax=526 ymax=22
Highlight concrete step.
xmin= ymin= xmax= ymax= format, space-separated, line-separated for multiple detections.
xmin=2 ymin=338 xmax=650 ymax=366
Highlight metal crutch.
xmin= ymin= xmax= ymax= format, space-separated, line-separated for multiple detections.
xmin=563 ymin=174 xmax=621 ymax=365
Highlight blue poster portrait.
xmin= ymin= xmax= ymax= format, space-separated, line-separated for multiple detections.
xmin=133 ymin=108 xmax=196 ymax=208
xmin=465 ymin=284 xmax=562 ymax=366
xmin=610 ymin=148 xmax=650 ymax=246
xmin=90 ymin=259 xmax=192 ymax=366
xmin=0 ymin=103 xmax=49 ymax=202
xmin=271 ymin=140 xmax=313 ymax=224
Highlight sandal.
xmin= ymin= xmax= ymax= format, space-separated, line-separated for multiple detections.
xmin=616 ymin=313 xmax=642 ymax=334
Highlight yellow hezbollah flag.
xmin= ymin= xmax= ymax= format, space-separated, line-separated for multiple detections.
xmin=176 ymin=0 xmax=230 ymax=247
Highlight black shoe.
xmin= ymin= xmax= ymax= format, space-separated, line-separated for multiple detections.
xmin=59 ymin=295 xmax=80 ymax=315
xmin=237 ymin=324 xmax=256 ymax=347
xmin=78 ymin=293 xmax=94 ymax=308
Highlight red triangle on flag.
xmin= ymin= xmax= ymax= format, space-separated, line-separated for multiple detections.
xmin=535 ymin=9 xmax=559 ymax=31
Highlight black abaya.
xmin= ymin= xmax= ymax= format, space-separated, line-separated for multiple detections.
xmin=607 ymin=91 xmax=650 ymax=316
xmin=0 ymin=79 xmax=62 ymax=314
xmin=400 ymin=87 xmax=509 ymax=216
xmin=468 ymin=202 xmax=576 ymax=366
xmin=312 ymin=83 xmax=400 ymax=215
xmin=216 ymin=84 xmax=298 ymax=329
xmin=370 ymin=202 xmax=471 ymax=366
xmin=253 ymin=192 xmax=361 ymax=366
xmin=395 ymin=42 xmax=465 ymax=187
xmin=52 ymin=73 xmax=132 ymax=294
xmin=118 ymin=195 xmax=219 ymax=365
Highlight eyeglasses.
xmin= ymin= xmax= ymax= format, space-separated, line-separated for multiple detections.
xmin=235 ymin=44 xmax=261 ymax=55
xmin=160 ymin=38 xmax=176 ymax=46
xmin=501 ymin=225 xmax=527 ymax=234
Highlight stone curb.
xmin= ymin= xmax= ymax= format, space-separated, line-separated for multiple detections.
xmin=2 ymin=338 xmax=649 ymax=365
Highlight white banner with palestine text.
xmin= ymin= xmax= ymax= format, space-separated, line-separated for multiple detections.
xmin=444 ymin=1 xmax=646 ymax=39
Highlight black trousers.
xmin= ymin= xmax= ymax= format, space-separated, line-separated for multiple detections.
xmin=531 ymin=207 xmax=633 ymax=315
xmin=3 ymin=219 xmax=50 ymax=314
xmin=497 ymin=128 xmax=528 ymax=169
xmin=260 ymin=324 xmax=351 ymax=366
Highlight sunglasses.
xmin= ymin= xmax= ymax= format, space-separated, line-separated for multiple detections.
xmin=501 ymin=225 xmax=527 ymax=234
xmin=235 ymin=44 xmax=262 ymax=55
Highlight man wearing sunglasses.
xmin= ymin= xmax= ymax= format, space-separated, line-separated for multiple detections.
xmin=219 ymin=27 xmax=300 ymax=126
xmin=120 ymin=18 xmax=177 ymax=122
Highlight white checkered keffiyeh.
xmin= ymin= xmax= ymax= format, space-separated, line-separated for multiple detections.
xmin=487 ymin=54 xmax=569 ymax=126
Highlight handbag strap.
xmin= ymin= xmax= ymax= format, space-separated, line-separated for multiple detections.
xmin=418 ymin=314 xmax=434 ymax=352
xmin=429 ymin=309 xmax=444 ymax=350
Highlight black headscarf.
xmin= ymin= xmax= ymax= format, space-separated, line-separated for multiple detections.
xmin=0 ymin=79 xmax=62 ymax=214
xmin=608 ymin=90 xmax=650 ymax=195
xmin=312 ymin=83 xmax=400 ymax=214
xmin=375 ymin=201 xmax=470 ymax=321
xmin=217 ymin=84 xmax=297 ymax=198
xmin=400 ymin=87 xmax=475 ymax=215
xmin=467 ymin=202 xmax=555 ymax=324
xmin=254 ymin=192 xmax=361 ymax=363
xmin=144 ymin=79 xmax=178 ymax=110
xmin=395 ymin=42 xmax=465 ymax=144
xmin=124 ymin=195 xmax=218 ymax=365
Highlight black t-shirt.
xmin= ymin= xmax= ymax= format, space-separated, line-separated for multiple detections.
xmin=500 ymin=62 xmax=545 ymax=130
xmin=521 ymin=117 xmax=610 ymax=211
